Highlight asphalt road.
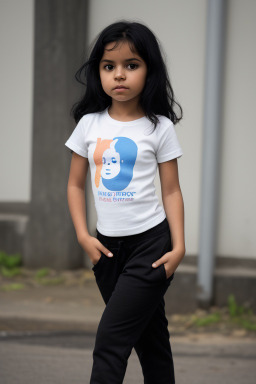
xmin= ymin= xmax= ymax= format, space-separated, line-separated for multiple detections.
xmin=0 ymin=331 xmax=255 ymax=384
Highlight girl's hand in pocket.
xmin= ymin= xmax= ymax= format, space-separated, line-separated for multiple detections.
xmin=78 ymin=234 xmax=113 ymax=265
xmin=152 ymin=248 xmax=185 ymax=278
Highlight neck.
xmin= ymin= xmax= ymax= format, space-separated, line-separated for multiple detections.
xmin=108 ymin=99 xmax=145 ymax=121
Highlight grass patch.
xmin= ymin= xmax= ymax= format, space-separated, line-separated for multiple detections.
xmin=0 ymin=251 xmax=22 ymax=277
xmin=227 ymin=294 xmax=256 ymax=331
xmin=35 ymin=276 xmax=66 ymax=285
xmin=34 ymin=268 xmax=66 ymax=285
xmin=35 ymin=268 xmax=50 ymax=278
xmin=193 ymin=312 xmax=221 ymax=326
xmin=190 ymin=294 xmax=256 ymax=333
xmin=1 ymin=283 xmax=26 ymax=291
xmin=1 ymin=266 xmax=21 ymax=277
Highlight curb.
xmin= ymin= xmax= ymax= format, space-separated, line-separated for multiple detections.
xmin=0 ymin=316 xmax=99 ymax=334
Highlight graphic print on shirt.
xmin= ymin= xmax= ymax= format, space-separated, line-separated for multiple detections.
xmin=93 ymin=136 xmax=138 ymax=203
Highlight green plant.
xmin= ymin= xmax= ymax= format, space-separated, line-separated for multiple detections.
xmin=228 ymin=294 xmax=246 ymax=317
xmin=236 ymin=318 xmax=256 ymax=331
xmin=193 ymin=312 xmax=221 ymax=327
xmin=34 ymin=268 xmax=65 ymax=285
xmin=227 ymin=294 xmax=256 ymax=331
xmin=0 ymin=251 xmax=22 ymax=269
xmin=1 ymin=266 xmax=21 ymax=277
xmin=1 ymin=283 xmax=25 ymax=291
xmin=36 ymin=276 xmax=66 ymax=285
xmin=35 ymin=268 xmax=50 ymax=278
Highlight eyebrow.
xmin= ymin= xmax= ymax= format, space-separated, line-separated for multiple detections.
xmin=100 ymin=58 xmax=142 ymax=63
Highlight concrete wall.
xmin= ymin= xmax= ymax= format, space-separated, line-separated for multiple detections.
xmin=0 ymin=0 xmax=256 ymax=260
xmin=218 ymin=0 xmax=256 ymax=258
xmin=0 ymin=0 xmax=34 ymax=202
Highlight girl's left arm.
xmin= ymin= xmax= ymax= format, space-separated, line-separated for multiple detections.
xmin=152 ymin=158 xmax=186 ymax=278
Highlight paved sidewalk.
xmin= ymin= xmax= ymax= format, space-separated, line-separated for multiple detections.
xmin=0 ymin=268 xmax=255 ymax=337
xmin=0 ymin=273 xmax=104 ymax=333
xmin=1 ymin=269 xmax=256 ymax=383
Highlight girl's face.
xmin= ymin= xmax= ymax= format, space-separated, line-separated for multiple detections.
xmin=99 ymin=41 xmax=147 ymax=107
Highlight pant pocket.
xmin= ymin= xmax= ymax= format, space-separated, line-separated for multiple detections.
xmin=91 ymin=252 xmax=105 ymax=271
xmin=146 ymin=231 xmax=174 ymax=284
xmin=92 ymin=243 xmax=122 ymax=304
xmin=91 ymin=243 xmax=120 ymax=276
xmin=160 ymin=263 xmax=167 ymax=280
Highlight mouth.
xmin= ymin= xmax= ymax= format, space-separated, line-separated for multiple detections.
xmin=113 ymin=86 xmax=128 ymax=90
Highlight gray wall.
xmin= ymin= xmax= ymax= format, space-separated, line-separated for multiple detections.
xmin=218 ymin=0 xmax=256 ymax=258
xmin=0 ymin=0 xmax=34 ymax=202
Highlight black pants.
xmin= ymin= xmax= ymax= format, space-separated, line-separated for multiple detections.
xmin=90 ymin=218 xmax=175 ymax=384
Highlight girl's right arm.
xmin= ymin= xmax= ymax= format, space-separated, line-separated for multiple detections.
xmin=67 ymin=152 xmax=113 ymax=265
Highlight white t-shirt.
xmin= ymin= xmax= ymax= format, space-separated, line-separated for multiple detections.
xmin=65 ymin=108 xmax=183 ymax=236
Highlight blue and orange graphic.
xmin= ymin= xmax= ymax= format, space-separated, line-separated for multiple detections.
xmin=93 ymin=136 xmax=138 ymax=191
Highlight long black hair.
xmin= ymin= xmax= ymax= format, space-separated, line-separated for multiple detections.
xmin=71 ymin=21 xmax=183 ymax=128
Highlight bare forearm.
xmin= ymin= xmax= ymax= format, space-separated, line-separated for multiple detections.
xmin=67 ymin=185 xmax=90 ymax=242
xmin=162 ymin=188 xmax=185 ymax=253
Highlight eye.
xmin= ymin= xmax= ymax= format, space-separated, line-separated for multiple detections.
xmin=104 ymin=64 xmax=114 ymax=71
xmin=127 ymin=63 xmax=138 ymax=70
xmin=111 ymin=157 xmax=117 ymax=163
xmin=102 ymin=157 xmax=106 ymax=164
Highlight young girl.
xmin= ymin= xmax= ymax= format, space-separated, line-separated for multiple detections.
xmin=65 ymin=21 xmax=185 ymax=384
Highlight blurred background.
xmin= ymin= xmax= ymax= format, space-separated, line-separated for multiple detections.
xmin=0 ymin=0 xmax=255 ymax=311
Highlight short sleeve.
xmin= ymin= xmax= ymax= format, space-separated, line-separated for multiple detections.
xmin=65 ymin=117 xmax=88 ymax=158
xmin=156 ymin=122 xmax=183 ymax=163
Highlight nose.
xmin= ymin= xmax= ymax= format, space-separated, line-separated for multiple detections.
xmin=114 ymin=66 xmax=126 ymax=80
